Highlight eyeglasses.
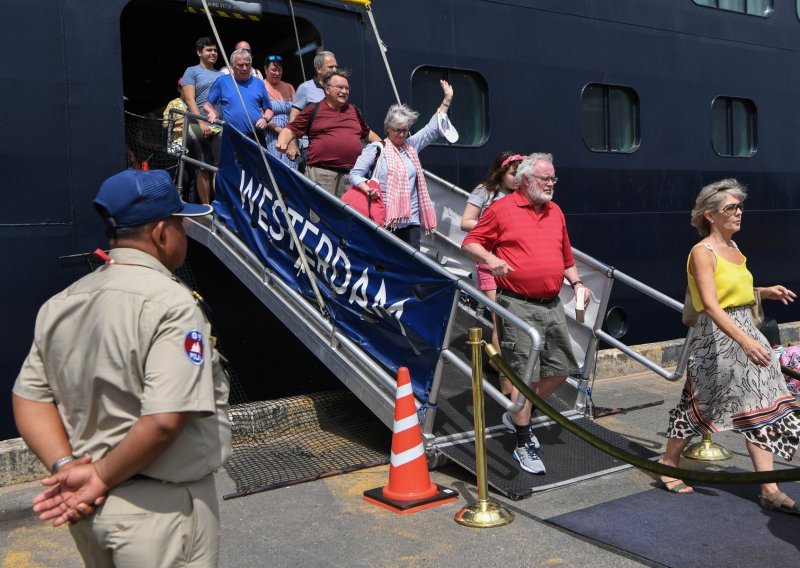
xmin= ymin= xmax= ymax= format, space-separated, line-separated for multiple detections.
xmin=389 ymin=127 xmax=410 ymax=135
xmin=266 ymin=55 xmax=282 ymax=62
xmin=532 ymin=174 xmax=558 ymax=184
xmin=720 ymin=203 xmax=744 ymax=215
xmin=327 ymin=84 xmax=350 ymax=91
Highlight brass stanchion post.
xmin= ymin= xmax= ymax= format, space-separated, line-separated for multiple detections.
xmin=455 ymin=328 xmax=514 ymax=528
xmin=682 ymin=433 xmax=732 ymax=461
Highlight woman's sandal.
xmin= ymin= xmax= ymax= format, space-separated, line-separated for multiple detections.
xmin=658 ymin=476 xmax=694 ymax=494
xmin=759 ymin=492 xmax=800 ymax=515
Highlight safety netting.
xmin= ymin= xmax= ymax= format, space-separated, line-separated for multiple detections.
xmin=223 ymin=391 xmax=391 ymax=499
xmin=124 ymin=110 xmax=180 ymax=174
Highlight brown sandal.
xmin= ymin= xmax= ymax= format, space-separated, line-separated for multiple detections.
xmin=658 ymin=476 xmax=694 ymax=494
xmin=759 ymin=491 xmax=800 ymax=515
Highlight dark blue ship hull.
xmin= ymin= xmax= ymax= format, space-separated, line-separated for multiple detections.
xmin=3 ymin=0 xmax=799 ymax=439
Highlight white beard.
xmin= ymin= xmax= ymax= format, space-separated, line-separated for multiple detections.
xmin=530 ymin=188 xmax=553 ymax=205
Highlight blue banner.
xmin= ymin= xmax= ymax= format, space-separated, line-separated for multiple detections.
xmin=212 ymin=127 xmax=457 ymax=400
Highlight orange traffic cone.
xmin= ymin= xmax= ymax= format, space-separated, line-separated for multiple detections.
xmin=363 ymin=367 xmax=458 ymax=514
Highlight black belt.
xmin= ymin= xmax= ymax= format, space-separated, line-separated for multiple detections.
xmin=309 ymin=164 xmax=350 ymax=174
xmin=498 ymin=289 xmax=557 ymax=303
xmin=130 ymin=473 xmax=162 ymax=482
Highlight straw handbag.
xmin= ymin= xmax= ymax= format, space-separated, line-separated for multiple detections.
xmin=682 ymin=288 xmax=763 ymax=328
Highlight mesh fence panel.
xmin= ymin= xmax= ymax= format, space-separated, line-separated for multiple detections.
xmin=224 ymin=391 xmax=390 ymax=499
xmin=124 ymin=111 xmax=180 ymax=175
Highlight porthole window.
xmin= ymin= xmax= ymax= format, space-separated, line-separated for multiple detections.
xmin=411 ymin=66 xmax=488 ymax=147
xmin=693 ymin=0 xmax=773 ymax=17
xmin=711 ymin=96 xmax=757 ymax=157
xmin=581 ymin=83 xmax=640 ymax=153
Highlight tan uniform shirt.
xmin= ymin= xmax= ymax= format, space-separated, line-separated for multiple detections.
xmin=13 ymin=248 xmax=231 ymax=483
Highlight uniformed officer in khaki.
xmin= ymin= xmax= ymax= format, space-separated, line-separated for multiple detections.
xmin=12 ymin=169 xmax=232 ymax=567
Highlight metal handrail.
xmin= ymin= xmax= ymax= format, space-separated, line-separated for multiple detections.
xmin=182 ymin=153 xmax=545 ymax=435
xmin=425 ymin=170 xmax=694 ymax=383
xmin=420 ymin=282 xmax=543 ymax=435
xmin=168 ymin=108 xmax=226 ymax=192
xmin=170 ymin=107 xmax=226 ymax=127
xmin=456 ymin=281 xmax=542 ymax=411
xmin=188 ymin=216 xmax=399 ymax=394
xmin=423 ymin=168 xmax=471 ymax=198
xmin=569 ymin=251 xmax=693 ymax=381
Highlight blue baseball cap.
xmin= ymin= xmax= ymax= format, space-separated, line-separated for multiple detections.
xmin=93 ymin=169 xmax=213 ymax=228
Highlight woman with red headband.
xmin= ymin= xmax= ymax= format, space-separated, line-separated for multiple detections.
xmin=461 ymin=151 xmax=525 ymax=395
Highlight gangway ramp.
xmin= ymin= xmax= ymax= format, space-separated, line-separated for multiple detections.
xmin=185 ymin=127 xmax=685 ymax=497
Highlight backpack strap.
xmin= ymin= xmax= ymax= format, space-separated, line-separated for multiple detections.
xmin=353 ymin=104 xmax=364 ymax=124
xmin=304 ymin=101 xmax=321 ymax=139
xmin=368 ymin=142 xmax=384 ymax=180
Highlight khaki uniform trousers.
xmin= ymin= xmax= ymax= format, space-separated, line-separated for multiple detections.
xmin=305 ymin=165 xmax=350 ymax=197
xmin=69 ymin=475 xmax=219 ymax=568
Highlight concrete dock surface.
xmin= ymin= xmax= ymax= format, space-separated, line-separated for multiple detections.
xmin=2 ymin=369 xmax=797 ymax=567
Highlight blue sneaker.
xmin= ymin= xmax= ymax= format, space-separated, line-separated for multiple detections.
xmin=513 ymin=442 xmax=546 ymax=474
xmin=501 ymin=412 xmax=541 ymax=450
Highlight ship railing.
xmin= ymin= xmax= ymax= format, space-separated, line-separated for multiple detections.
xmin=167 ymin=109 xmax=221 ymax=198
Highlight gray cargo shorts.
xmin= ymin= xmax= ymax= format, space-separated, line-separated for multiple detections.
xmin=496 ymin=294 xmax=579 ymax=382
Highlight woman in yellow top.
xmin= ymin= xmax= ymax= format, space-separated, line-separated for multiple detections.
xmin=659 ymin=179 xmax=800 ymax=515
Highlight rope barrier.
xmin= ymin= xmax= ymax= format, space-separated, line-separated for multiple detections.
xmin=486 ymin=344 xmax=800 ymax=485
xmin=363 ymin=5 xmax=401 ymax=105
xmin=287 ymin=0 xmax=307 ymax=82
xmin=782 ymin=365 xmax=800 ymax=381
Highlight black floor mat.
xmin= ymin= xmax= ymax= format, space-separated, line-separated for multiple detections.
xmin=547 ymin=472 xmax=800 ymax=567
xmin=433 ymin=320 xmax=655 ymax=499
xmin=438 ymin=416 xmax=656 ymax=499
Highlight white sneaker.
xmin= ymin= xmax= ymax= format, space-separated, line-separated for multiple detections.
xmin=513 ymin=442 xmax=546 ymax=474
xmin=501 ymin=412 xmax=541 ymax=450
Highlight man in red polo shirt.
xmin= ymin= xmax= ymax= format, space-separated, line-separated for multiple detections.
xmin=462 ymin=153 xmax=591 ymax=475
xmin=277 ymin=69 xmax=381 ymax=196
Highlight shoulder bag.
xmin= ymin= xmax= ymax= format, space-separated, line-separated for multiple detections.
xmin=341 ymin=144 xmax=386 ymax=225
xmin=682 ymin=287 xmax=764 ymax=329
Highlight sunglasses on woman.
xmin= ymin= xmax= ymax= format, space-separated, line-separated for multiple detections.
xmin=720 ymin=203 xmax=744 ymax=215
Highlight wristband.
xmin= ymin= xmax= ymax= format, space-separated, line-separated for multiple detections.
xmin=50 ymin=455 xmax=76 ymax=474
xmin=571 ymin=280 xmax=583 ymax=288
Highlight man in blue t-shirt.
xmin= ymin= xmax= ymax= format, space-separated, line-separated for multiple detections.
xmin=205 ymin=49 xmax=273 ymax=140
xmin=289 ymin=50 xmax=336 ymax=123
xmin=182 ymin=37 xmax=223 ymax=204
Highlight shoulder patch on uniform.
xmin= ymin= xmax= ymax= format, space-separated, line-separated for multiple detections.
xmin=184 ymin=330 xmax=205 ymax=365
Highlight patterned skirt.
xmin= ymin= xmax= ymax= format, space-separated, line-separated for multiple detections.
xmin=666 ymin=306 xmax=800 ymax=461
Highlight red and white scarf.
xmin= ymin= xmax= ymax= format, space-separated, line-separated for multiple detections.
xmin=382 ymin=142 xmax=437 ymax=233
